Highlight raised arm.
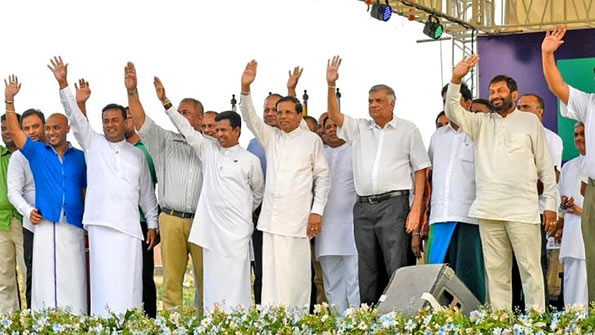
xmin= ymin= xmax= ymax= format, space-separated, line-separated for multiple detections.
xmin=239 ymin=60 xmax=272 ymax=145
xmin=326 ymin=56 xmax=344 ymax=127
xmin=49 ymin=56 xmax=95 ymax=149
xmin=445 ymin=56 xmax=483 ymax=140
xmin=4 ymin=75 xmax=27 ymax=149
xmin=542 ymin=26 xmax=569 ymax=105
xmin=75 ymin=78 xmax=91 ymax=117
xmin=287 ymin=66 xmax=303 ymax=97
xmin=125 ymin=62 xmax=148 ymax=130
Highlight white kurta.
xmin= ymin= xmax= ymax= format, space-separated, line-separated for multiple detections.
xmin=558 ymin=155 xmax=588 ymax=305
xmin=165 ymin=108 xmax=264 ymax=310
xmin=240 ymin=93 xmax=330 ymax=308
xmin=539 ymin=128 xmax=563 ymax=214
xmin=31 ymin=219 xmax=86 ymax=315
xmin=59 ymin=87 xmax=159 ymax=316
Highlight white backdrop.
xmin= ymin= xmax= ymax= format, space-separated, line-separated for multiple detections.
xmin=1 ymin=0 xmax=455 ymax=148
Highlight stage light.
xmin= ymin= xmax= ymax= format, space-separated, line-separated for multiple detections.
xmin=371 ymin=0 xmax=392 ymax=22
xmin=423 ymin=15 xmax=443 ymax=39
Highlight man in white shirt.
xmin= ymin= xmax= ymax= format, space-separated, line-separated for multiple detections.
xmin=326 ymin=56 xmax=431 ymax=305
xmin=542 ymin=25 xmax=595 ymax=303
xmin=148 ymin=73 xmax=265 ymax=311
xmin=427 ymin=83 xmax=485 ymax=304
xmin=7 ymin=108 xmax=46 ymax=308
xmin=556 ymin=122 xmax=588 ymax=305
xmin=314 ymin=117 xmax=359 ymax=313
xmin=240 ymin=60 xmax=330 ymax=308
xmin=48 ymin=57 xmax=159 ymax=316
xmin=446 ymin=56 xmax=558 ymax=311
xmin=517 ymin=93 xmax=563 ymax=308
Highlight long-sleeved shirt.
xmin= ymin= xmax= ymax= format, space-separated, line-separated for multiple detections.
xmin=315 ymin=143 xmax=358 ymax=258
xmin=539 ymin=128 xmax=563 ymax=214
xmin=60 ymin=87 xmax=159 ymax=239
xmin=337 ymin=114 xmax=431 ymax=196
xmin=428 ymin=123 xmax=478 ymax=225
xmin=138 ymin=115 xmax=202 ymax=214
xmin=240 ymin=93 xmax=330 ymax=238
xmin=445 ymin=83 xmax=557 ymax=224
xmin=6 ymin=150 xmax=33 ymax=231
xmin=0 ymin=147 xmax=21 ymax=231
xmin=560 ymin=86 xmax=595 ymax=179
xmin=247 ymin=137 xmax=266 ymax=178
xmin=166 ymin=108 xmax=264 ymax=258
xmin=558 ymin=155 xmax=585 ymax=260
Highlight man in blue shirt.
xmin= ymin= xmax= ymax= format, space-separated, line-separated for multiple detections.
xmin=4 ymin=75 xmax=88 ymax=315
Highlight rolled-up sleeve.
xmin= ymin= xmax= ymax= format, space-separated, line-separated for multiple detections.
xmin=337 ymin=114 xmax=359 ymax=144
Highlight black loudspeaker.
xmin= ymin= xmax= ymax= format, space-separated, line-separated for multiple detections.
xmin=377 ymin=264 xmax=480 ymax=316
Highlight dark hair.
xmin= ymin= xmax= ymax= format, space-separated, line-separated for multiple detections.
xmin=489 ymin=75 xmax=518 ymax=93
xmin=214 ymin=111 xmax=241 ymax=130
xmin=441 ymin=82 xmax=472 ymax=101
xmin=275 ymin=96 xmax=303 ymax=115
xmin=102 ymin=104 xmax=127 ymax=120
xmin=522 ymin=93 xmax=545 ymax=109
xmin=471 ymin=98 xmax=494 ymax=112
xmin=304 ymin=115 xmax=317 ymax=127
xmin=21 ymin=109 xmax=45 ymax=125
xmin=1 ymin=113 xmax=21 ymax=123
xmin=435 ymin=111 xmax=446 ymax=124
xmin=180 ymin=98 xmax=204 ymax=115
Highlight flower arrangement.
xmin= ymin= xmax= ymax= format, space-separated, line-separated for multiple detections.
xmin=1 ymin=303 xmax=594 ymax=334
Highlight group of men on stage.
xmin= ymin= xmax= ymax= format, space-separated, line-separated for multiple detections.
xmin=0 ymin=26 xmax=594 ymax=317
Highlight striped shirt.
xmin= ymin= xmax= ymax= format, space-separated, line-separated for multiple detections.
xmin=138 ymin=115 xmax=203 ymax=214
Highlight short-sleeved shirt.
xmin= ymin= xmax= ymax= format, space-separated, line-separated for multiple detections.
xmin=560 ymin=86 xmax=595 ymax=179
xmin=338 ymin=114 xmax=431 ymax=196
xmin=20 ymin=138 xmax=87 ymax=228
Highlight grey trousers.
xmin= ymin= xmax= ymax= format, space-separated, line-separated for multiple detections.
xmin=353 ymin=195 xmax=410 ymax=305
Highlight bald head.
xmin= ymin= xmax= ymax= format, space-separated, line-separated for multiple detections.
xmin=45 ymin=113 xmax=70 ymax=148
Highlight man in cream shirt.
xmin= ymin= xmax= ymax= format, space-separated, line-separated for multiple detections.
xmin=445 ymin=55 xmax=557 ymax=311
xmin=240 ymin=60 xmax=330 ymax=308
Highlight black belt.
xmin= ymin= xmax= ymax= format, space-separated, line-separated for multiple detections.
xmin=357 ymin=190 xmax=409 ymax=204
xmin=162 ymin=207 xmax=195 ymax=219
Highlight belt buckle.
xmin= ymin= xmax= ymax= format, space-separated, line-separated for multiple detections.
xmin=368 ymin=196 xmax=379 ymax=204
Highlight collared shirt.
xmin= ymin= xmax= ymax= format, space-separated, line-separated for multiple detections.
xmin=240 ymin=93 xmax=330 ymax=238
xmin=138 ymin=114 xmax=202 ymax=214
xmin=428 ymin=123 xmax=478 ymax=225
xmin=445 ymin=83 xmax=557 ymax=224
xmin=337 ymin=114 xmax=431 ymax=196
xmin=539 ymin=128 xmax=563 ymax=213
xmin=19 ymin=138 xmax=86 ymax=228
xmin=558 ymin=155 xmax=585 ymax=260
xmin=60 ymin=87 xmax=159 ymax=239
xmin=315 ymin=143 xmax=358 ymax=258
xmin=247 ymin=137 xmax=266 ymax=178
xmin=134 ymin=141 xmax=157 ymax=223
xmin=0 ymin=147 xmax=21 ymax=231
xmin=560 ymin=86 xmax=595 ymax=179
xmin=166 ymin=108 xmax=265 ymax=258
xmin=7 ymin=150 xmax=35 ymax=232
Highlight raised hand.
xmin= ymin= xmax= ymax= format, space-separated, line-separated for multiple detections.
xmin=287 ymin=66 xmax=303 ymax=89
xmin=326 ymin=56 xmax=342 ymax=85
xmin=542 ymin=26 xmax=566 ymax=54
xmin=4 ymin=75 xmax=21 ymax=100
xmin=125 ymin=62 xmax=138 ymax=91
xmin=47 ymin=56 xmax=68 ymax=88
xmin=153 ymin=76 xmax=167 ymax=103
xmin=75 ymin=78 xmax=91 ymax=104
xmin=452 ymin=55 xmax=480 ymax=84
xmin=241 ymin=60 xmax=258 ymax=92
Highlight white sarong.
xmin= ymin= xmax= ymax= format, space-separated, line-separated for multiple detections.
xmin=563 ymin=257 xmax=588 ymax=306
xmin=261 ymin=232 xmax=310 ymax=308
xmin=319 ymin=255 xmax=360 ymax=313
xmin=88 ymin=225 xmax=142 ymax=316
xmin=203 ymin=247 xmax=251 ymax=312
xmin=31 ymin=219 xmax=86 ymax=315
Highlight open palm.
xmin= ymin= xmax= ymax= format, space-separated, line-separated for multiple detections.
xmin=4 ymin=75 xmax=21 ymax=100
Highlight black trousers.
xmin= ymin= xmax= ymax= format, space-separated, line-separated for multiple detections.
xmin=23 ymin=228 xmax=33 ymax=308
xmin=140 ymin=221 xmax=158 ymax=318
xmin=353 ymin=195 xmax=410 ymax=305
xmin=251 ymin=205 xmax=263 ymax=304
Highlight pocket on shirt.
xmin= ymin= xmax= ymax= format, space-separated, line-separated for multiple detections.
xmin=458 ymin=142 xmax=475 ymax=163
xmin=507 ymin=134 xmax=529 ymax=154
